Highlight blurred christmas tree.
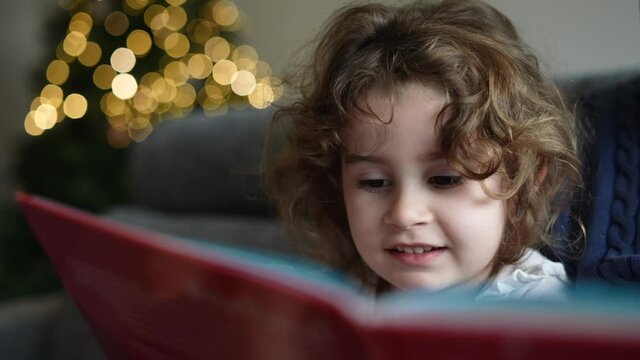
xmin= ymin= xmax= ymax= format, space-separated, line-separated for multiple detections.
xmin=1 ymin=0 xmax=280 ymax=299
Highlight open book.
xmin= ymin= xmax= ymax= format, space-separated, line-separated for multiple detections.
xmin=17 ymin=193 xmax=640 ymax=359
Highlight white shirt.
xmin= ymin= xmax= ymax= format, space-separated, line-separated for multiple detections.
xmin=476 ymin=249 xmax=569 ymax=301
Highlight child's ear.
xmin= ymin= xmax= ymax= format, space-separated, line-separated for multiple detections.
xmin=535 ymin=157 xmax=548 ymax=186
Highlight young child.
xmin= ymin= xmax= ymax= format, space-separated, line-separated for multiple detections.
xmin=265 ymin=0 xmax=581 ymax=300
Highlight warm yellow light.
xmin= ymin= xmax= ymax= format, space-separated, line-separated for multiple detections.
xmin=78 ymin=41 xmax=102 ymax=67
xmin=93 ymin=64 xmax=117 ymax=90
xmin=268 ymin=77 xmax=285 ymax=101
xmin=126 ymin=30 xmax=152 ymax=56
xmin=34 ymin=104 xmax=58 ymax=129
xmin=166 ymin=6 xmax=188 ymax=31
xmin=166 ymin=0 xmax=186 ymax=6
xmin=231 ymin=70 xmax=256 ymax=96
xmin=126 ymin=0 xmax=151 ymax=10
xmin=56 ymin=105 xmax=66 ymax=123
xmin=189 ymin=19 xmax=216 ymax=44
xmin=63 ymin=93 xmax=88 ymax=119
xmin=202 ymin=86 xmax=220 ymax=101
xmin=144 ymin=5 xmax=167 ymax=30
xmin=150 ymin=11 xmax=170 ymax=31
xmin=110 ymin=47 xmax=136 ymax=73
xmin=204 ymin=37 xmax=230 ymax=62
xmin=187 ymin=54 xmax=213 ymax=79
xmin=69 ymin=12 xmax=93 ymax=36
xmin=107 ymin=113 xmax=129 ymax=128
xmin=163 ymin=61 xmax=189 ymax=86
xmin=255 ymin=60 xmax=273 ymax=79
xmin=24 ymin=111 xmax=44 ymax=136
xmin=140 ymin=72 xmax=163 ymax=88
xmin=248 ymin=83 xmax=274 ymax=109
xmin=164 ymin=32 xmax=190 ymax=58
xmin=152 ymin=28 xmax=171 ymax=49
xmin=30 ymin=97 xmax=43 ymax=111
xmin=212 ymin=0 xmax=239 ymax=27
xmin=212 ymin=59 xmax=238 ymax=86
xmin=63 ymin=31 xmax=87 ymax=57
xmin=46 ymin=60 xmax=70 ymax=85
xmin=129 ymin=123 xmax=154 ymax=143
xmin=232 ymin=45 xmax=258 ymax=62
xmin=104 ymin=11 xmax=129 ymax=37
xmin=56 ymin=42 xmax=74 ymax=63
xmin=40 ymin=84 xmax=64 ymax=108
xmin=205 ymin=78 xmax=230 ymax=98
xmin=173 ymin=83 xmax=196 ymax=108
xmin=112 ymin=73 xmax=138 ymax=100
xmin=132 ymin=86 xmax=158 ymax=114
xmin=101 ymin=92 xmax=129 ymax=116
xmin=235 ymin=58 xmax=257 ymax=74
xmin=152 ymin=77 xmax=178 ymax=103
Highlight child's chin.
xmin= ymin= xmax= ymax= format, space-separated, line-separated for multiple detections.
xmin=388 ymin=277 xmax=450 ymax=292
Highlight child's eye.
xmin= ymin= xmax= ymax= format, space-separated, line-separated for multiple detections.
xmin=358 ymin=179 xmax=392 ymax=193
xmin=428 ymin=175 xmax=463 ymax=189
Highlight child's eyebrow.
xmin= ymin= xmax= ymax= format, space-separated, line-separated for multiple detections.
xmin=344 ymin=152 xmax=445 ymax=165
xmin=344 ymin=154 xmax=385 ymax=165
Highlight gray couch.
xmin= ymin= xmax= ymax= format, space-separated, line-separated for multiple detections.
xmin=1 ymin=108 xmax=290 ymax=360
xmin=2 ymin=69 xmax=638 ymax=359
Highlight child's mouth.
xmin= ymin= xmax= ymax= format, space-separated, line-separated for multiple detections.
xmin=390 ymin=246 xmax=444 ymax=254
xmin=386 ymin=245 xmax=447 ymax=265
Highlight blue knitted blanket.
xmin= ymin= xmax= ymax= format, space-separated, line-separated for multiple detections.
xmin=575 ymin=76 xmax=640 ymax=285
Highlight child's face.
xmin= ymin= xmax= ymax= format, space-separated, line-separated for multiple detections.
xmin=341 ymin=83 xmax=506 ymax=291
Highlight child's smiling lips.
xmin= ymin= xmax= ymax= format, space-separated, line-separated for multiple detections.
xmin=384 ymin=243 xmax=447 ymax=265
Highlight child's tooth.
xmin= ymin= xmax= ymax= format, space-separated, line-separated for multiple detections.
xmin=414 ymin=247 xmax=424 ymax=254
xmin=404 ymin=247 xmax=415 ymax=254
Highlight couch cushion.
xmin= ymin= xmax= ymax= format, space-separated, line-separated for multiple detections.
xmin=106 ymin=205 xmax=291 ymax=255
xmin=129 ymin=108 xmax=276 ymax=216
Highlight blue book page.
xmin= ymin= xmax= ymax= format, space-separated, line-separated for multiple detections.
xmin=372 ymin=281 xmax=640 ymax=335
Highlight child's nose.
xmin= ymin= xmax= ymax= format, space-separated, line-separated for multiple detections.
xmin=383 ymin=187 xmax=434 ymax=230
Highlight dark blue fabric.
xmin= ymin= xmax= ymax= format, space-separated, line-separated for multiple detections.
xmin=575 ymin=76 xmax=640 ymax=286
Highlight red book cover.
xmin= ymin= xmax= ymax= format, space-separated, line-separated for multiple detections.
xmin=17 ymin=193 xmax=640 ymax=359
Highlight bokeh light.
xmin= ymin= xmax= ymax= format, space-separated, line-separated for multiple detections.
xmin=126 ymin=30 xmax=152 ymax=56
xmin=63 ymin=31 xmax=87 ymax=57
xmin=166 ymin=0 xmax=187 ymax=6
xmin=164 ymin=32 xmax=190 ymax=58
xmin=204 ymin=36 xmax=230 ymax=62
xmin=189 ymin=19 xmax=216 ymax=44
xmin=46 ymin=60 xmax=70 ymax=85
xmin=40 ymin=84 xmax=64 ymax=108
xmin=78 ymin=41 xmax=102 ymax=67
xmin=164 ymin=61 xmax=189 ymax=85
xmin=30 ymin=0 xmax=280 ymax=145
xmin=63 ymin=93 xmax=88 ymax=119
xmin=69 ymin=12 xmax=93 ymax=36
xmin=166 ymin=6 xmax=188 ymax=31
xmin=111 ymin=47 xmax=136 ymax=73
xmin=93 ymin=64 xmax=117 ymax=90
xmin=24 ymin=111 xmax=44 ymax=136
xmin=212 ymin=0 xmax=239 ymax=26
xmin=112 ymin=73 xmax=138 ymax=99
xmin=34 ymin=104 xmax=58 ymax=130
xmin=248 ymin=83 xmax=274 ymax=109
xmin=212 ymin=59 xmax=237 ymax=85
xmin=104 ymin=11 xmax=129 ymax=36
xmin=187 ymin=54 xmax=213 ymax=79
xmin=126 ymin=0 xmax=151 ymax=11
xmin=231 ymin=70 xmax=256 ymax=96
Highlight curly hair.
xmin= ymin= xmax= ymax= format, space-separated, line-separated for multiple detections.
xmin=264 ymin=0 xmax=582 ymax=286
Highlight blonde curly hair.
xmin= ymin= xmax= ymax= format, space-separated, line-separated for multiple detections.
xmin=264 ymin=0 xmax=582 ymax=286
